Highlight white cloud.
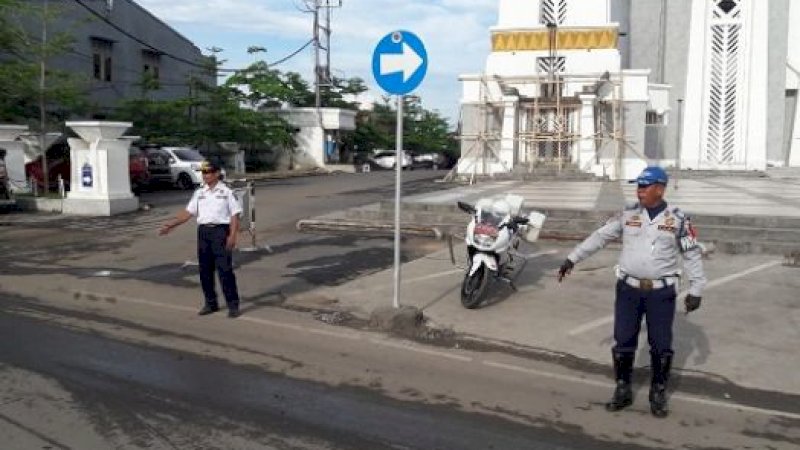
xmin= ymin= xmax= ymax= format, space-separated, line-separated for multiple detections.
xmin=135 ymin=0 xmax=498 ymax=122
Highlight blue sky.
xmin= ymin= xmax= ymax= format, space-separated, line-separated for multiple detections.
xmin=136 ymin=0 xmax=499 ymax=125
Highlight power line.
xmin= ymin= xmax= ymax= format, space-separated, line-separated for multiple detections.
xmin=71 ymin=0 xmax=312 ymax=72
xmin=72 ymin=0 xmax=224 ymax=72
xmin=270 ymin=39 xmax=313 ymax=67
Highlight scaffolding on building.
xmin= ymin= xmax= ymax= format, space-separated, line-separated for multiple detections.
xmin=452 ymin=9 xmax=662 ymax=183
xmin=445 ymin=70 xmax=646 ymax=183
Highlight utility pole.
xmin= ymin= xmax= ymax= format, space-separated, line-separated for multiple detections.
xmin=658 ymin=0 xmax=668 ymax=84
xmin=674 ymin=98 xmax=684 ymax=189
xmin=39 ymin=0 xmax=49 ymax=195
xmin=308 ymin=0 xmax=342 ymax=108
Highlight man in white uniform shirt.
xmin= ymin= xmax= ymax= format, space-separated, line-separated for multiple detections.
xmin=159 ymin=161 xmax=243 ymax=318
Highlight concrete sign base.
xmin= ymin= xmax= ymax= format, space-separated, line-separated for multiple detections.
xmin=63 ymin=195 xmax=139 ymax=216
xmin=63 ymin=121 xmax=138 ymax=216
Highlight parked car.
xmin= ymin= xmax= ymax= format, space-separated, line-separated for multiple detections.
xmin=435 ymin=152 xmax=458 ymax=170
xmin=410 ymin=152 xmax=439 ymax=170
xmin=25 ymin=143 xmax=150 ymax=193
xmin=370 ymin=150 xmax=413 ymax=171
xmin=129 ymin=145 xmax=151 ymax=192
xmin=0 ymin=148 xmax=14 ymax=206
xmin=144 ymin=146 xmax=225 ymax=190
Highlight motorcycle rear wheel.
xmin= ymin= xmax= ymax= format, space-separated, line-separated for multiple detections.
xmin=461 ymin=265 xmax=488 ymax=309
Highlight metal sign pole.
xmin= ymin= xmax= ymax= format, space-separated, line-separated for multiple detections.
xmin=372 ymin=29 xmax=426 ymax=310
xmin=393 ymin=95 xmax=404 ymax=309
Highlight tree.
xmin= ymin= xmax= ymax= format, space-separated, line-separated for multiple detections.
xmin=225 ymin=62 xmax=315 ymax=108
xmin=0 ymin=0 xmax=88 ymax=124
xmin=114 ymin=58 xmax=296 ymax=153
xmin=319 ymin=75 xmax=367 ymax=109
xmin=343 ymin=96 xmax=457 ymax=158
xmin=0 ymin=0 xmax=90 ymax=193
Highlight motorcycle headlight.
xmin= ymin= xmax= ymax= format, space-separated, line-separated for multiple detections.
xmin=474 ymin=233 xmax=497 ymax=247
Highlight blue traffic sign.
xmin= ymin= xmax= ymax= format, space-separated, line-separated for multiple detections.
xmin=371 ymin=30 xmax=427 ymax=95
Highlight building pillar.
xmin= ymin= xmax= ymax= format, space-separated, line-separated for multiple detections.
xmin=681 ymin=0 xmax=769 ymax=170
xmin=743 ymin=0 xmax=769 ymax=170
xmin=578 ymin=94 xmax=597 ymax=171
xmin=0 ymin=125 xmax=30 ymax=193
xmin=791 ymin=101 xmax=800 ymax=166
xmin=63 ymin=121 xmax=138 ymax=216
xmin=499 ymin=95 xmax=519 ymax=172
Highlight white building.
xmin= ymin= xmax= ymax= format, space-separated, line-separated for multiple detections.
xmin=270 ymin=108 xmax=356 ymax=169
xmin=459 ymin=0 xmax=800 ymax=178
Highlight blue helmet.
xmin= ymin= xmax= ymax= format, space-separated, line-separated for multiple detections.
xmin=631 ymin=166 xmax=668 ymax=186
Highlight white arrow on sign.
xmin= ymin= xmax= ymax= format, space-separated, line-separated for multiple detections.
xmin=380 ymin=42 xmax=423 ymax=83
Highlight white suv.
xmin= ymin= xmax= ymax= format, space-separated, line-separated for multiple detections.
xmin=371 ymin=150 xmax=412 ymax=170
xmin=146 ymin=147 xmax=225 ymax=190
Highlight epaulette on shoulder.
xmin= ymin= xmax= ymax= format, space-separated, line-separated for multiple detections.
xmin=624 ymin=201 xmax=640 ymax=211
xmin=671 ymin=207 xmax=686 ymax=219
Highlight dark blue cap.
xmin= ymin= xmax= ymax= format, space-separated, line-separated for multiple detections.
xmin=630 ymin=166 xmax=668 ymax=186
xmin=200 ymin=160 xmax=221 ymax=172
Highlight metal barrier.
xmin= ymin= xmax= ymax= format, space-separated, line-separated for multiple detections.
xmin=229 ymin=179 xmax=271 ymax=253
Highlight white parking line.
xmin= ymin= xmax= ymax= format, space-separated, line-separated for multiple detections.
xmin=483 ymin=359 xmax=800 ymax=420
xmin=566 ymin=260 xmax=784 ymax=336
xmin=405 ymin=250 xmax=559 ymax=286
xmin=404 ymin=269 xmax=463 ymax=283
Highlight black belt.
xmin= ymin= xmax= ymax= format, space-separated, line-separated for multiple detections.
xmin=199 ymin=223 xmax=229 ymax=228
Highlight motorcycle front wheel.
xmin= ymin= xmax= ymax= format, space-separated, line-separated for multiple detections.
xmin=461 ymin=264 xmax=488 ymax=309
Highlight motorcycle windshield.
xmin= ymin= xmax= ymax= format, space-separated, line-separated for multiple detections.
xmin=474 ymin=210 xmax=503 ymax=237
xmin=477 ymin=210 xmax=503 ymax=227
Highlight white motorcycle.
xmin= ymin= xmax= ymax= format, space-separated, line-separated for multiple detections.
xmin=456 ymin=194 xmax=546 ymax=309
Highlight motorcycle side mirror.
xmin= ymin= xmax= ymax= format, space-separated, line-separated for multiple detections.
xmin=513 ymin=216 xmax=530 ymax=225
xmin=457 ymin=201 xmax=475 ymax=214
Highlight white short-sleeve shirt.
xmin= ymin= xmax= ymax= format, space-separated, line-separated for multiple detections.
xmin=186 ymin=182 xmax=242 ymax=225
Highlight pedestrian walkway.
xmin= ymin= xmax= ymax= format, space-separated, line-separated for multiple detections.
xmin=404 ymin=177 xmax=800 ymax=217
xmin=0 ymin=208 xmax=171 ymax=235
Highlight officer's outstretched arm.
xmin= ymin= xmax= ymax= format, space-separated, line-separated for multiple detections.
xmin=159 ymin=210 xmax=192 ymax=235
xmin=567 ymin=215 xmax=623 ymax=265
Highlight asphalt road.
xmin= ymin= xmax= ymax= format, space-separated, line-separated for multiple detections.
xmin=0 ymin=297 xmax=624 ymax=450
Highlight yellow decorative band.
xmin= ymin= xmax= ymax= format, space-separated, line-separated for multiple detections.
xmin=491 ymin=28 xmax=618 ymax=51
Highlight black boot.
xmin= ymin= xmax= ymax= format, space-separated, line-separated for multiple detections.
xmin=649 ymin=351 xmax=673 ymax=418
xmin=606 ymin=352 xmax=634 ymax=412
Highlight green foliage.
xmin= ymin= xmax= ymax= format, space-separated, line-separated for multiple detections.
xmin=320 ymin=76 xmax=367 ymax=109
xmin=344 ymin=96 xmax=457 ymax=157
xmin=0 ymin=0 xmax=88 ymax=125
xmin=115 ymin=69 xmax=295 ymax=150
xmin=226 ymin=62 xmax=311 ymax=108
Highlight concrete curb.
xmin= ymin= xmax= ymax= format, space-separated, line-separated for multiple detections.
xmin=296 ymin=218 xmax=591 ymax=242
xmin=238 ymin=168 xmax=335 ymax=181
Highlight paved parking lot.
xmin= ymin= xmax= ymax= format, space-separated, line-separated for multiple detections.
xmin=287 ymin=239 xmax=800 ymax=400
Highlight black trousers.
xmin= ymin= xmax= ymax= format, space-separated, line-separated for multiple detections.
xmin=197 ymin=225 xmax=239 ymax=310
xmin=612 ymin=280 xmax=675 ymax=358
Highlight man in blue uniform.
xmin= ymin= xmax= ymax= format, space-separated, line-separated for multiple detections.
xmin=159 ymin=161 xmax=243 ymax=318
xmin=557 ymin=166 xmax=706 ymax=418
